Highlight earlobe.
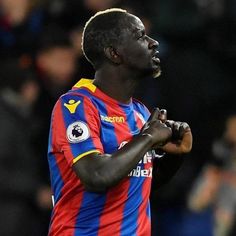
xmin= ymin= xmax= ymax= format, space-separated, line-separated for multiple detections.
xmin=104 ymin=46 xmax=122 ymax=65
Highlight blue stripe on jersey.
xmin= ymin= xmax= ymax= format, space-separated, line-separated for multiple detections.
xmin=146 ymin=202 xmax=151 ymax=219
xmin=48 ymin=125 xmax=64 ymax=204
xmin=121 ymin=103 xmax=140 ymax=135
xmin=120 ymin=104 xmax=145 ymax=235
xmin=133 ymin=102 xmax=150 ymax=121
xmin=95 ymin=99 xmax=119 ymax=154
xmin=74 ymin=192 xmax=107 ymax=236
xmin=120 ymin=178 xmax=143 ymax=235
xmin=48 ymin=152 xmax=64 ymax=203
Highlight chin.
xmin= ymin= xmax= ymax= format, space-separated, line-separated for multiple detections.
xmin=138 ymin=64 xmax=161 ymax=78
xmin=152 ymin=66 xmax=162 ymax=78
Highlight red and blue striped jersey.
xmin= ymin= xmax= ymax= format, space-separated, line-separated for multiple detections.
xmin=48 ymin=79 xmax=154 ymax=236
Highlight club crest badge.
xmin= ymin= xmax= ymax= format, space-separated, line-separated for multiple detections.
xmin=66 ymin=121 xmax=90 ymax=143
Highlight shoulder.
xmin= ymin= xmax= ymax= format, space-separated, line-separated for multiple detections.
xmin=54 ymin=88 xmax=97 ymax=113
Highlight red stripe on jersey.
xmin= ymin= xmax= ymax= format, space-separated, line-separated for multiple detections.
xmin=49 ymin=182 xmax=84 ymax=236
xmin=136 ymin=177 xmax=152 ymax=236
xmin=135 ymin=109 xmax=152 ymax=236
xmin=82 ymin=96 xmax=103 ymax=152
xmin=134 ymin=110 xmax=145 ymax=130
xmin=98 ymin=103 xmax=132 ymax=236
xmin=49 ymin=100 xmax=83 ymax=236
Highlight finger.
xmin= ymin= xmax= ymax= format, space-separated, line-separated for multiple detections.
xmin=165 ymin=120 xmax=180 ymax=133
xmin=147 ymin=107 xmax=160 ymax=123
xmin=180 ymin=130 xmax=193 ymax=153
xmin=160 ymin=126 xmax=192 ymax=154
xmin=179 ymin=122 xmax=191 ymax=137
xmin=165 ymin=120 xmax=174 ymax=128
xmin=158 ymin=109 xmax=167 ymax=123
xmin=169 ymin=121 xmax=180 ymax=140
xmin=173 ymin=122 xmax=181 ymax=131
xmin=161 ymin=132 xmax=192 ymax=154
xmin=181 ymin=122 xmax=190 ymax=131
xmin=161 ymin=142 xmax=181 ymax=154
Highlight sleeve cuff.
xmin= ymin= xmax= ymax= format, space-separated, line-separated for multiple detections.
xmin=73 ymin=150 xmax=101 ymax=164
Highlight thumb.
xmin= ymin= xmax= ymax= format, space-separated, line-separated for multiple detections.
xmin=141 ymin=108 xmax=160 ymax=132
xmin=158 ymin=109 xmax=167 ymax=123
xmin=147 ymin=107 xmax=160 ymax=123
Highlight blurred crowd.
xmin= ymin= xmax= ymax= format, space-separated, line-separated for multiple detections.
xmin=0 ymin=0 xmax=235 ymax=235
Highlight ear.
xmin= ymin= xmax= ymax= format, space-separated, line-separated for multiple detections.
xmin=104 ymin=46 xmax=122 ymax=65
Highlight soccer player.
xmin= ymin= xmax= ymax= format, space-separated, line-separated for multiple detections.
xmin=48 ymin=8 xmax=192 ymax=236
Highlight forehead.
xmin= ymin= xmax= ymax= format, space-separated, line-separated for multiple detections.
xmin=123 ymin=14 xmax=145 ymax=34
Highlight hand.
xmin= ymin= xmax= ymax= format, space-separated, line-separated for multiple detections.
xmin=140 ymin=108 xmax=172 ymax=146
xmin=161 ymin=120 xmax=192 ymax=154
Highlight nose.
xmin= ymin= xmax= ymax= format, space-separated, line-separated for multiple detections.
xmin=148 ymin=36 xmax=159 ymax=50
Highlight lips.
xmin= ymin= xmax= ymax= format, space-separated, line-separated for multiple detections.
xmin=152 ymin=51 xmax=160 ymax=64
xmin=152 ymin=56 xmax=160 ymax=64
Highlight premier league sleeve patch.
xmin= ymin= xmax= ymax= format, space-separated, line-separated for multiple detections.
xmin=66 ymin=121 xmax=90 ymax=143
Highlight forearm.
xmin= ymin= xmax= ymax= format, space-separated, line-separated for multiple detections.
xmin=73 ymin=108 xmax=173 ymax=192
xmin=74 ymin=134 xmax=153 ymax=192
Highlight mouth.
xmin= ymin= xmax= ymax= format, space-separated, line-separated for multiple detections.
xmin=151 ymin=51 xmax=161 ymax=78
xmin=151 ymin=51 xmax=160 ymax=65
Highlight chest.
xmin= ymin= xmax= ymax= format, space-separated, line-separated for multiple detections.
xmin=95 ymin=102 xmax=145 ymax=154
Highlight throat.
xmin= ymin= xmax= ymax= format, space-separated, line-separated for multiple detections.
xmin=94 ymin=73 xmax=138 ymax=104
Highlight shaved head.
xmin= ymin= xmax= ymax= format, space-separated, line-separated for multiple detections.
xmin=82 ymin=8 xmax=134 ymax=69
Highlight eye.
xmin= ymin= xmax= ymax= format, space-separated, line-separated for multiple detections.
xmin=137 ymin=31 xmax=145 ymax=40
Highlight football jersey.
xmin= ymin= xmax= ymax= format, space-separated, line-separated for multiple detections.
xmin=48 ymin=78 xmax=154 ymax=236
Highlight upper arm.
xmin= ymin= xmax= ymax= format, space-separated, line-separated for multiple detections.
xmin=51 ymin=93 xmax=104 ymax=167
xmin=72 ymin=152 xmax=112 ymax=192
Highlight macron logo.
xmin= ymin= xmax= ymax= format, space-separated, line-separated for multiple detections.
xmin=101 ymin=115 xmax=125 ymax=123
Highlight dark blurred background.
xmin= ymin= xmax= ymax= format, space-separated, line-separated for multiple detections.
xmin=0 ymin=0 xmax=236 ymax=235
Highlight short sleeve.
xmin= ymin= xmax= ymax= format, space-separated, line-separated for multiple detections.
xmin=51 ymin=93 xmax=104 ymax=166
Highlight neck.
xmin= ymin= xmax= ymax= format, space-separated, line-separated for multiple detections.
xmin=93 ymin=65 xmax=141 ymax=104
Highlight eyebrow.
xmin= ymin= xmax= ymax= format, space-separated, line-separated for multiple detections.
xmin=128 ymin=22 xmax=145 ymax=37
xmin=134 ymin=27 xmax=145 ymax=33
xmin=131 ymin=27 xmax=145 ymax=38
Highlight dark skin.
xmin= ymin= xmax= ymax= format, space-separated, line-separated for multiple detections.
xmin=73 ymin=13 xmax=192 ymax=192
xmin=152 ymin=110 xmax=192 ymax=188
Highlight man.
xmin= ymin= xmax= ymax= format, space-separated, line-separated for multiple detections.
xmin=48 ymin=8 xmax=192 ymax=236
